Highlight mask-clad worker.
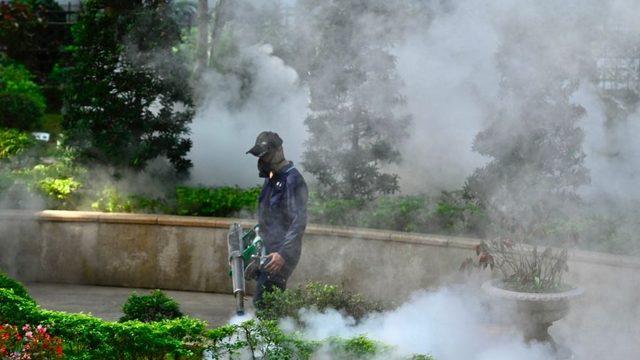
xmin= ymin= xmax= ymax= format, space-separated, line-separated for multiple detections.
xmin=246 ymin=131 xmax=308 ymax=308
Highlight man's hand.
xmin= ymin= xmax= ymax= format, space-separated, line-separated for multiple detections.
xmin=264 ymin=252 xmax=285 ymax=274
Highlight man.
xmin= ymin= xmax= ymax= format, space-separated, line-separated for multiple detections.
xmin=246 ymin=131 xmax=308 ymax=307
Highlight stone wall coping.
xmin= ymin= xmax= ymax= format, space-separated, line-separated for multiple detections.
xmin=2 ymin=210 xmax=639 ymax=269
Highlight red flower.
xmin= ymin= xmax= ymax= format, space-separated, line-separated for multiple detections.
xmin=56 ymin=344 xmax=63 ymax=356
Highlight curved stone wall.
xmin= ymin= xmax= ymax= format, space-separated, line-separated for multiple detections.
xmin=0 ymin=210 xmax=638 ymax=303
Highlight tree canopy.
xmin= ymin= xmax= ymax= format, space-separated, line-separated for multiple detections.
xmin=62 ymin=0 xmax=194 ymax=175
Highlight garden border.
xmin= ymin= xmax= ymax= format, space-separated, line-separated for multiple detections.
xmin=1 ymin=209 xmax=637 ymax=269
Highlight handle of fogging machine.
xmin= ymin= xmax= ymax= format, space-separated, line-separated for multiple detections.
xmin=228 ymin=223 xmax=246 ymax=315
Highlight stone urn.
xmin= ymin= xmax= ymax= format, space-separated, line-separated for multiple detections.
xmin=482 ymin=280 xmax=583 ymax=348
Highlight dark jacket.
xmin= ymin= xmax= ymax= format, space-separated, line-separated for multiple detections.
xmin=258 ymin=162 xmax=308 ymax=279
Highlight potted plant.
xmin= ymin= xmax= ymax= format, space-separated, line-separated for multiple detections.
xmin=462 ymin=237 xmax=583 ymax=352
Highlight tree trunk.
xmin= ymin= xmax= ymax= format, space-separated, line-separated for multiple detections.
xmin=195 ymin=0 xmax=209 ymax=75
xmin=209 ymin=0 xmax=228 ymax=68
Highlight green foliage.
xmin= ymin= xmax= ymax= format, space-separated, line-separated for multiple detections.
xmin=120 ymin=290 xmax=183 ymax=323
xmin=191 ymin=320 xmax=316 ymax=360
xmin=463 ymin=239 xmax=570 ymax=293
xmin=327 ymin=335 xmax=389 ymax=359
xmin=14 ymin=149 xmax=86 ymax=208
xmin=0 ymin=272 xmax=34 ymax=303
xmin=175 ymin=186 xmax=261 ymax=217
xmin=0 ymin=128 xmax=35 ymax=159
xmin=91 ymin=186 xmax=168 ymax=214
xmin=308 ymin=190 xmax=486 ymax=237
xmin=63 ymin=0 xmax=195 ymax=174
xmin=257 ymin=282 xmax=385 ymax=323
xmin=0 ymin=61 xmax=46 ymax=130
xmin=0 ymin=275 xmax=436 ymax=359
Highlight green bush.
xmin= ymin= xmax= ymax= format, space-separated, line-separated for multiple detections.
xmin=0 ymin=275 xmax=436 ymax=359
xmin=175 ymin=186 xmax=260 ymax=216
xmin=0 ymin=272 xmax=34 ymax=303
xmin=120 ymin=290 xmax=183 ymax=323
xmin=307 ymin=194 xmax=367 ymax=226
xmin=308 ymin=191 xmax=486 ymax=237
xmin=257 ymin=282 xmax=385 ymax=323
xmin=326 ymin=335 xmax=389 ymax=359
xmin=0 ymin=92 xmax=44 ymax=130
xmin=0 ymin=127 xmax=35 ymax=159
xmin=0 ymin=287 xmax=316 ymax=359
xmin=0 ymin=62 xmax=46 ymax=130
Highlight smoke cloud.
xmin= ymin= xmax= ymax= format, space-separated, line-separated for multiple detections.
xmin=285 ymin=286 xmax=554 ymax=360
xmin=188 ymin=44 xmax=309 ymax=187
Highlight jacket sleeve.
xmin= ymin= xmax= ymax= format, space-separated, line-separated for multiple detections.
xmin=277 ymin=172 xmax=308 ymax=268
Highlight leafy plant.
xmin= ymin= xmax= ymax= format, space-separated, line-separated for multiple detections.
xmin=257 ymin=282 xmax=385 ymax=323
xmin=461 ymin=238 xmax=570 ymax=293
xmin=13 ymin=150 xmax=86 ymax=209
xmin=0 ymin=128 xmax=35 ymax=160
xmin=120 ymin=290 xmax=183 ymax=323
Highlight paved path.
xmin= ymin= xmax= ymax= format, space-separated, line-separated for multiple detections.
xmin=25 ymin=283 xmax=251 ymax=327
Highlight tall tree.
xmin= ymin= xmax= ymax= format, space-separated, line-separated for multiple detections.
xmin=468 ymin=22 xmax=590 ymax=242
xmin=299 ymin=0 xmax=410 ymax=200
xmin=62 ymin=0 xmax=194 ymax=175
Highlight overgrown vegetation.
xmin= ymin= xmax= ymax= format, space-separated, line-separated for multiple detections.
xmin=120 ymin=290 xmax=183 ymax=323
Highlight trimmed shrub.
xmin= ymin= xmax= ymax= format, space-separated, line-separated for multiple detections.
xmin=120 ymin=290 xmax=183 ymax=323
xmin=176 ymin=186 xmax=260 ymax=216
xmin=0 ymin=272 xmax=34 ymax=303
xmin=0 ymin=276 xmax=436 ymax=359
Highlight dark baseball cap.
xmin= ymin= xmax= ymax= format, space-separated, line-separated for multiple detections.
xmin=246 ymin=131 xmax=283 ymax=157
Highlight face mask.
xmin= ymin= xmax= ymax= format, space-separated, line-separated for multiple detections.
xmin=258 ymin=157 xmax=270 ymax=178
xmin=257 ymin=147 xmax=285 ymax=178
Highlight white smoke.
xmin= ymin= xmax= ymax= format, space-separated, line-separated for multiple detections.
xmin=279 ymin=286 xmax=555 ymax=360
xmin=188 ymin=44 xmax=309 ymax=187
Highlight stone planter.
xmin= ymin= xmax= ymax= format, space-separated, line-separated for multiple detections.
xmin=482 ymin=280 xmax=583 ymax=350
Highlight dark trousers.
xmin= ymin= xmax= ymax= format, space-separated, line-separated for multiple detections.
xmin=253 ymin=271 xmax=287 ymax=309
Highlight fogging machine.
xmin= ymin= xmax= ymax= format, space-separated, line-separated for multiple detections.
xmin=227 ymin=223 xmax=268 ymax=315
